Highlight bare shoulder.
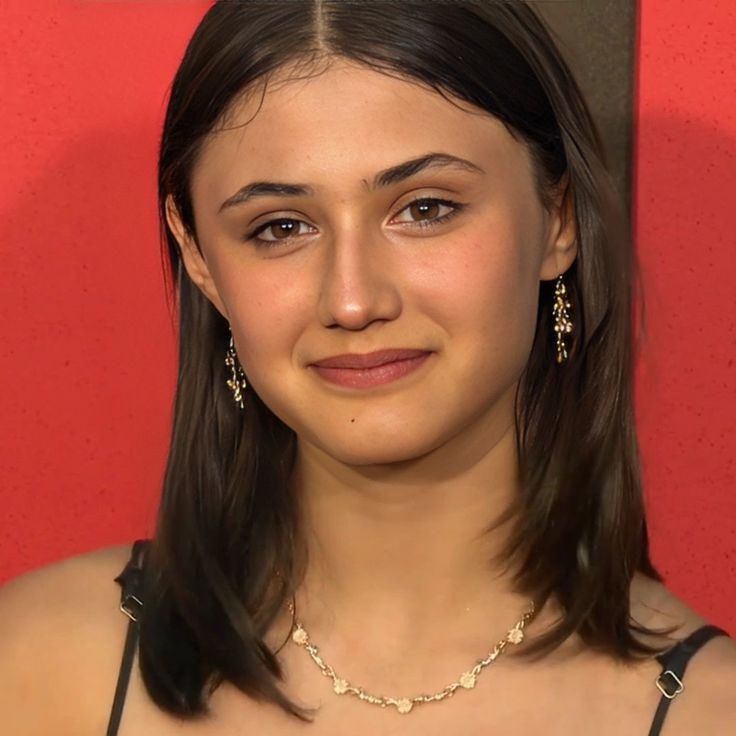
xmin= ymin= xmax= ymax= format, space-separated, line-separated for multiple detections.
xmin=0 ymin=543 xmax=137 ymax=735
xmin=630 ymin=572 xmax=736 ymax=733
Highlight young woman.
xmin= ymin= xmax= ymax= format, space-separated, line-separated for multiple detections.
xmin=2 ymin=2 xmax=734 ymax=734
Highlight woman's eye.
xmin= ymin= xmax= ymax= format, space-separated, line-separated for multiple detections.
xmin=392 ymin=197 xmax=463 ymax=228
xmin=245 ymin=197 xmax=464 ymax=245
xmin=245 ymin=218 xmax=315 ymax=245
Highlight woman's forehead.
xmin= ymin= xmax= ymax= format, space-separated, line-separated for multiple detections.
xmin=217 ymin=57 xmax=484 ymax=129
xmin=192 ymin=60 xmax=524 ymax=206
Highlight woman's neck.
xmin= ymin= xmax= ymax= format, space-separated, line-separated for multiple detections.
xmin=288 ymin=414 xmax=534 ymax=653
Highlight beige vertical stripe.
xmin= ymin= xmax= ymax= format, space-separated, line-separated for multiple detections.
xmin=533 ymin=0 xmax=637 ymax=211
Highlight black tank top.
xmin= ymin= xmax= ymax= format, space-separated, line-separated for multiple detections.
xmin=107 ymin=539 xmax=731 ymax=735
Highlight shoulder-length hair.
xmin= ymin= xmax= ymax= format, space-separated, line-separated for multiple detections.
xmin=142 ymin=0 xmax=670 ymax=720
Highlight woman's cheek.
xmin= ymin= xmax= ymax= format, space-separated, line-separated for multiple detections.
xmin=231 ymin=276 xmax=314 ymax=389
xmin=446 ymin=237 xmax=540 ymax=373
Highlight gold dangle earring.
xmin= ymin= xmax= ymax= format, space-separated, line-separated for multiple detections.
xmin=553 ymin=273 xmax=573 ymax=363
xmin=224 ymin=326 xmax=248 ymax=409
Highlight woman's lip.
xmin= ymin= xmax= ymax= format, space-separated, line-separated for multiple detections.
xmin=310 ymin=352 xmax=432 ymax=389
xmin=310 ymin=349 xmax=431 ymax=369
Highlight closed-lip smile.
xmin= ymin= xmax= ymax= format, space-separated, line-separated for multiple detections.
xmin=309 ymin=349 xmax=433 ymax=389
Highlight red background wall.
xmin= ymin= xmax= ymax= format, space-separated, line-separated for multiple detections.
xmin=633 ymin=0 xmax=736 ymax=630
xmin=1 ymin=1 xmax=734 ymax=632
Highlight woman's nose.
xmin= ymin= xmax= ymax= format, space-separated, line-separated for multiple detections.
xmin=316 ymin=228 xmax=402 ymax=331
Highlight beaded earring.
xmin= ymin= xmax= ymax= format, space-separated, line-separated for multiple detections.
xmin=553 ymin=273 xmax=573 ymax=363
xmin=224 ymin=327 xmax=248 ymax=409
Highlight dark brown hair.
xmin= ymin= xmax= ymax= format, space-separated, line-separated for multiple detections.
xmin=142 ymin=0 xmax=671 ymax=721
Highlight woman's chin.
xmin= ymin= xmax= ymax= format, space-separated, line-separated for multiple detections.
xmin=307 ymin=430 xmax=446 ymax=468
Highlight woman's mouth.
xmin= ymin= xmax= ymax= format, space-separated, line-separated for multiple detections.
xmin=309 ymin=349 xmax=433 ymax=389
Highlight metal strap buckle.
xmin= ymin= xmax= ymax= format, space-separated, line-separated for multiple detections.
xmin=120 ymin=593 xmax=143 ymax=622
xmin=656 ymin=669 xmax=684 ymax=699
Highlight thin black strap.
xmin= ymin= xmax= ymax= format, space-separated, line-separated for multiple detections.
xmin=106 ymin=539 xmax=151 ymax=736
xmin=647 ymin=624 xmax=730 ymax=736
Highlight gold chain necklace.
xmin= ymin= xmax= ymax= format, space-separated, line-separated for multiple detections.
xmin=286 ymin=598 xmax=536 ymax=714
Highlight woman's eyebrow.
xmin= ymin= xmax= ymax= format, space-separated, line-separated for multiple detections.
xmin=217 ymin=152 xmax=485 ymax=213
xmin=371 ymin=152 xmax=485 ymax=189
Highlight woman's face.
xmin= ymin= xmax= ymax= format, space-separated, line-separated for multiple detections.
xmin=168 ymin=59 xmax=576 ymax=466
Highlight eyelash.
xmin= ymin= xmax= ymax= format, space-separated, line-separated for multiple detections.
xmin=243 ymin=197 xmax=465 ymax=248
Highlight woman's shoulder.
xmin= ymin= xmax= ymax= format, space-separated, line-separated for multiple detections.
xmin=0 ymin=542 xmax=138 ymax=735
xmin=629 ymin=571 xmax=736 ymax=733
xmin=0 ymin=541 xmax=136 ymax=627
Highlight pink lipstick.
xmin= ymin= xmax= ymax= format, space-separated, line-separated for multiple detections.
xmin=310 ymin=349 xmax=432 ymax=389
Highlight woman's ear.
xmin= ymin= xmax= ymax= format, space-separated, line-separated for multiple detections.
xmin=165 ymin=194 xmax=229 ymax=319
xmin=539 ymin=174 xmax=578 ymax=281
